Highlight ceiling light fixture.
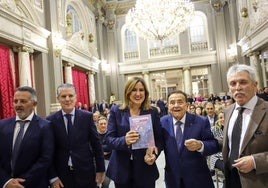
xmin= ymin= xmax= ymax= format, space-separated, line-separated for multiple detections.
xmin=125 ymin=0 xmax=195 ymax=41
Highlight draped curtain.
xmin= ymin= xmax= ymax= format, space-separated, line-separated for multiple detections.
xmin=0 ymin=44 xmax=16 ymax=119
xmin=72 ymin=68 xmax=89 ymax=106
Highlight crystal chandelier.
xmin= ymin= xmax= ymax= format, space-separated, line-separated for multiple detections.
xmin=125 ymin=0 xmax=195 ymax=41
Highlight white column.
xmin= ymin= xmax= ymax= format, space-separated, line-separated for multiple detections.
xmin=208 ymin=66 xmax=214 ymax=94
xmin=89 ymin=72 xmax=96 ymax=105
xmin=64 ymin=63 xmax=73 ymax=84
xmin=18 ymin=47 xmax=33 ymax=86
xmin=183 ymin=67 xmax=191 ymax=94
xmin=249 ymin=52 xmax=262 ymax=89
xmin=142 ymin=70 xmax=150 ymax=92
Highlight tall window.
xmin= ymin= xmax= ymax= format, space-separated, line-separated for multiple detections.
xmin=189 ymin=11 xmax=208 ymax=52
xmin=122 ymin=26 xmax=139 ymax=60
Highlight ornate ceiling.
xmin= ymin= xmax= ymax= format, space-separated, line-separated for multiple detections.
xmin=87 ymin=0 xmax=209 ymax=16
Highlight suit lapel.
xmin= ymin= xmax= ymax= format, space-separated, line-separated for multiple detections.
xmin=240 ymin=99 xmax=265 ymax=153
xmin=166 ymin=114 xmax=175 ymax=137
xmin=222 ymin=104 xmax=235 ymax=160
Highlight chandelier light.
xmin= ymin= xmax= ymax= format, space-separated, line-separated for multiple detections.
xmin=125 ymin=0 xmax=195 ymax=41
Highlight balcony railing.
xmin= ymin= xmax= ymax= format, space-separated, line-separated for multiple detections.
xmin=191 ymin=41 xmax=208 ymax=52
xmin=149 ymin=45 xmax=179 ymax=57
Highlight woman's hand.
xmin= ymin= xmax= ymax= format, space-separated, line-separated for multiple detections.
xmin=144 ymin=147 xmax=158 ymax=165
xmin=125 ymin=130 xmax=140 ymax=145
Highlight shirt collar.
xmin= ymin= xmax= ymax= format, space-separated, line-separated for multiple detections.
xmin=62 ymin=108 xmax=75 ymax=116
xmin=173 ymin=114 xmax=186 ymax=125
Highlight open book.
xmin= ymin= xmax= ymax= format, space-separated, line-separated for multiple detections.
xmin=129 ymin=114 xmax=155 ymax=149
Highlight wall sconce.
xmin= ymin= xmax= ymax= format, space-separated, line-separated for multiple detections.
xmin=210 ymin=0 xmax=222 ymax=12
xmin=52 ymin=33 xmax=66 ymax=57
xmin=241 ymin=7 xmax=248 ymax=18
xmin=252 ymin=0 xmax=258 ymax=12
xmin=89 ymin=33 xmax=94 ymax=43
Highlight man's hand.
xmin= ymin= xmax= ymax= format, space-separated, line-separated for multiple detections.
xmin=96 ymin=172 xmax=105 ymax=187
xmin=232 ymin=155 xmax=255 ymax=173
xmin=184 ymin=139 xmax=202 ymax=151
xmin=51 ymin=178 xmax=64 ymax=188
xmin=6 ymin=178 xmax=25 ymax=188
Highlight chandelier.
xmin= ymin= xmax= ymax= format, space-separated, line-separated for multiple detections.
xmin=125 ymin=0 xmax=195 ymax=41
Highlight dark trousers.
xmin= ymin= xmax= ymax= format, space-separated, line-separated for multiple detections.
xmin=226 ymin=168 xmax=241 ymax=188
xmin=60 ymin=167 xmax=97 ymax=188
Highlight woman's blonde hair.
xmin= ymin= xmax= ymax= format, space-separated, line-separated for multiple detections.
xmin=120 ymin=77 xmax=151 ymax=110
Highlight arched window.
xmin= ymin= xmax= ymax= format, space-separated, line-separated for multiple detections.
xmin=122 ymin=26 xmax=139 ymax=60
xmin=67 ymin=5 xmax=81 ymax=34
xmin=189 ymin=11 xmax=209 ymax=52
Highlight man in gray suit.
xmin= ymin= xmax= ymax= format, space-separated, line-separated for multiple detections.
xmin=222 ymin=64 xmax=268 ymax=188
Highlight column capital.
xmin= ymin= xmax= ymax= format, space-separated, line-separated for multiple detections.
xmin=142 ymin=70 xmax=149 ymax=75
xmin=247 ymin=51 xmax=260 ymax=57
xmin=183 ymin=66 xmax=190 ymax=71
xmin=13 ymin=46 xmax=34 ymax=53
xmin=64 ymin=62 xmax=74 ymax=67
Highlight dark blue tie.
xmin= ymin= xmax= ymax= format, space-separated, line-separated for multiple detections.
xmin=175 ymin=121 xmax=183 ymax=150
xmin=229 ymin=107 xmax=245 ymax=169
xmin=65 ymin=114 xmax=73 ymax=145
xmin=12 ymin=120 xmax=28 ymax=171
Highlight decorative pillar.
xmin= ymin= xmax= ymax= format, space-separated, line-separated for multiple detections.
xmin=142 ymin=70 xmax=150 ymax=91
xmin=18 ymin=46 xmax=34 ymax=86
xmin=64 ymin=62 xmax=74 ymax=84
xmin=89 ymin=71 xmax=96 ymax=106
xmin=183 ymin=66 xmax=192 ymax=94
xmin=207 ymin=66 xmax=214 ymax=94
xmin=248 ymin=51 xmax=262 ymax=89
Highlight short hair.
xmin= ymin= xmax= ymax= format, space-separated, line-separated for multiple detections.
xmin=57 ymin=83 xmax=76 ymax=97
xmin=97 ymin=115 xmax=107 ymax=123
xmin=167 ymin=90 xmax=187 ymax=102
xmin=16 ymin=86 xmax=37 ymax=101
xmin=226 ymin=64 xmax=256 ymax=83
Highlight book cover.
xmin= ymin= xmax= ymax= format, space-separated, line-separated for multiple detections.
xmin=129 ymin=114 xmax=155 ymax=149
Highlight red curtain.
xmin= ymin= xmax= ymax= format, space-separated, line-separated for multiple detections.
xmin=72 ymin=68 xmax=89 ymax=107
xmin=0 ymin=44 xmax=16 ymax=119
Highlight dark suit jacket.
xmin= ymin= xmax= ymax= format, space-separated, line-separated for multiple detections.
xmin=161 ymin=113 xmax=219 ymax=188
xmin=47 ymin=109 xmax=105 ymax=187
xmin=0 ymin=115 xmax=54 ymax=188
xmin=105 ymin=105 xmax=163 ymax=186
xmin=222 ymin=98 xmax=268 ymax=188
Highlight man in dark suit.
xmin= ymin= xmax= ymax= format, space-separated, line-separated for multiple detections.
xmin=0 ymin=86 xmax=54 ymax=188
xmin=204 ymin=101 xmax=218 ymax=127
xmin=222 ymin=64 xmax=268 ymax=188
xmin=47 ymin=83 xmax=105 ymax=188
xmin=161 ymin=90 xmax=219 ymax=188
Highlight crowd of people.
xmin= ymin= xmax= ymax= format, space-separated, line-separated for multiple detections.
xmin=0 ymin=64 xmax=268 ymax=188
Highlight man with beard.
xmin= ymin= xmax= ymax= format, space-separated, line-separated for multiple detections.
xmin=0 ymin=86 xmax=54 ymax=188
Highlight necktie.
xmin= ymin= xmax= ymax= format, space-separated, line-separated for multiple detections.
xmin=65 ymin=114 xmax=73 ymax=140
xmin=175 ymin=121 xmax=183 ymax=150
xmin=12 ymin=120 xmax=28 ymax=170
xmin=229 ymin=107 xmax=245 ymax=169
